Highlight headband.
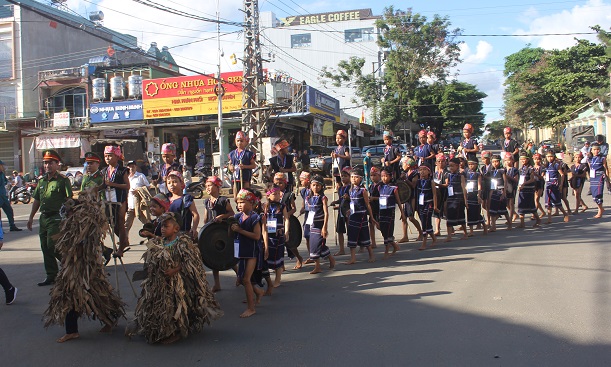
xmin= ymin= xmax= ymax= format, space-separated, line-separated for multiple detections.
xmin=481 ymin=151 xmax=491 ymax=158
xmin=463 ymin=123 xmax=473 ymax=132
xmin=274 ymin=172 xmax=287 ymax=182
xmin=311 ymin=176 xmax=324 ymax=185
xmin=427 ymin=131 xmax=436 ymax=139
xmin=418 ymin=130 xmax=427 ymax=137
xmin=336 ymin=130 xmax=347 ymax=138
xmin=167 ymin=170 xmax=183 ymax=181
xmin=104 ymin=146 xmax=123 ymax=160
xmin=151 ymin=193 xmax=170 ymax=210
xmin=161 ymin=143 xmax=176 ymax=155
xmin=299 ymin=171 xmax=311 ymax=180
xmin=435 ymin=153 xmax=446 ymax=161
xmin=418 ymin=165 xmax=431 ymax=174
xmin=206 ymin=175 xmax=222 ymax=187
xmin=341 ymin=166 xmax=353 ymax=174
xmin=235 ymin=130 xmax=249 ymax=143
xmin=266 ymin=186 xmax=282 ymax=196
xmin=383 ymin=130 xmax=393 ymax=137
xmin=236 ymin=189 xmax=259 ymax=204
xmin=370 ymin=166 xmax=380 ymax=174
xmin=275 ymin=140 xmax=289 ymax=150
xmin=503 ymin=127 xmax=512 ymax=134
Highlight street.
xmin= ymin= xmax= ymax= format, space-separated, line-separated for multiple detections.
xmin=1 ymin=186 xmax=610 ymax=367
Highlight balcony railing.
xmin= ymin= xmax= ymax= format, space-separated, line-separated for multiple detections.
xmin=36 ymin=117 xmax=89 ymax=130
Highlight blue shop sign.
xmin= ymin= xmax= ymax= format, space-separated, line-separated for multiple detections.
xmin=89 ymin=101 xmax=144 ymax=123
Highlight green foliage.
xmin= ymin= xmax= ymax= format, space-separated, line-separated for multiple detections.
xmin=503 ymin=38 xmax=611 ymax=128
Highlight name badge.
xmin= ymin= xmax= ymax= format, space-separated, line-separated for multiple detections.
xmin=350 ymin=202 xmax=355 ymax=215
xmin=379 ymin=197 xmax=388 ymax=209
xmin=434 ymin=178 xmax=441 ymax=185
xmin=466 ymin=181 xmax=475 ymax=193
xmin=545 ymin=171 xmax=550 ymax=181
xmin=447 ymin=186 xmax=454 ymax=197
xmin=590 ymin=169 xmax=596 ymax=178
xmin=306 ymin=211 xmax=315 ymax=225
xmin=491 ymin=179 xmax=498 ymax=190
xmin=234 ymin=239 xmax=240 ymax=258
xmin=105 ymin=187 xmax=117 ymax=202
xmin=419 ymin=193 xmax=425 ymax=205
xmin=418 ymin=158 xmax=423 ymax=166
xmin=267 ymin=218 xmax=277 ymax=234
xmin=518 ymin=175 xmax=525 ymax=186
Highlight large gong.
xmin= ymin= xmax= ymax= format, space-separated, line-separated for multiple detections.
xmin=285 ymin=215 xmax=302 ymax=249
xmin=198 ymin=220 xmax=238 ymax=271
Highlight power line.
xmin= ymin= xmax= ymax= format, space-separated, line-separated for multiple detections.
xmin=129 ymin=0 xmax=243 ymax=27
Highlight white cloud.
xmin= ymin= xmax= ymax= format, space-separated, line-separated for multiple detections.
xmin=461 ymin=41 xmax=493 ymax=64
xmin=514 ymin=0 xmax=611 ymax=50
xmin=67 ymin=0 xmax=246 ymax=75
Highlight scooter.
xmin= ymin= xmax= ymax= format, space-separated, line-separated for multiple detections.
xmin=185 ymin=180 xmax=205 ymax=199
xmin=10 ymin=186 xmax=31 ymax=204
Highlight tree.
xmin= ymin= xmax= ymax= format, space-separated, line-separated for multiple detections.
xmin=503 ymin=39 xmax=611 ymax=128
xmin=319 ymin=7 xmax=465 ymax=134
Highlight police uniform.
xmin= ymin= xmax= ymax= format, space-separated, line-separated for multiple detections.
xmin=80 ymin=152 xmax=103 ymax=191
xmin=32 ymin=150 xmax=72 ymax=284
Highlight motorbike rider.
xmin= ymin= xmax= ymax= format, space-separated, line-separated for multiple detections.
xmin=8 ymin=170 xmax=24 ymax=199
xmin=0 ymin=162 xmax=22 ymax=231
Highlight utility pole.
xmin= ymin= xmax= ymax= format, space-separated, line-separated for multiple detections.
xmin=242 ymin=0 xmax=265 ymax=182
xmin=216 ymin=1 xmax=225 ymax=170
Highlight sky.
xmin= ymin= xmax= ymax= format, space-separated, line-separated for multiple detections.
xmin=61 ymin=0 xmax=611 ymax=123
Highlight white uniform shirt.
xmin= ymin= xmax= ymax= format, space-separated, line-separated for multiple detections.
xmin=127 ymin=172 xmax=150 ymax=209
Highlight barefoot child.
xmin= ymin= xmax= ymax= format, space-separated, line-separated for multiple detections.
xmin=432 ymin=154 xmax=449 ymax=236
xmin=298 ymin=172 xmax=312 ymax=252
xmin=139 ymin=193 xmax=170 ymax=239
xmin=263 ymin=185 xmax=290 ymax=286
xmin=202 ymin=176 xmax=236 ymax=292
xmin=532 ymin=153 xmax=546 ymax=218
xmin=367 ymin=167 xmax=380 ymax=249
xmin=504 ymin=154 xmax=519 ymax=222
xmin=167 ymin=171 xmax=200 ymax=239
xmin=415 ymin=165 xmax=438 ymax=249
xmin=465 ymin=158 xmax=487 ymax=236
xmin=517 ymin=153 xmax=541 ymax=228
xmin=331 ymin=168 xmax=352 ymax=256
xmin=306 ymin=175 xmax=335 ymax=273
xmin=228 ymin=131 xmax=257 ymax=198
xmin=487 ymin=155 xmax=512 ymax=231
xmin=458 ymin=123 xmax=479 ymax=162
xmin=569 ymin=153 xmax=588 ymax=214
xmin=332 ymin=130 xmax=351 ymax=191
xmin=543 ymin=151 xmax=570 ymax=223
xmin=479 ymin=151 xmax=493 ymax=225
xmin=135 ymin=212 xmax=222 ymax=343
xmin=378 ymin=168 xmax=406 ymax=258
xmin=398 ymin=158 xmax=423 ymax=243
xmin=587 ymin=143 xmax=609 ymax=219
xmin=414 ymin=130 xmax=436 ymax=170
xmin=231 ymin=189 xmax=265 ymax=317
xmin=345 ymin=169 xmax=378 ymax=264
xmin=274 ymin=173 xmax=304 ymax=268
xmin=444 ymin=158 xmax=468 ymax=241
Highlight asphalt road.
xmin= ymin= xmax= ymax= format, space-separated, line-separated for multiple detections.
xmin=1 ymin=183 xmax=610 ymax=366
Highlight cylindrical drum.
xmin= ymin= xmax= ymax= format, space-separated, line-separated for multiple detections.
xmin=92 ymin=78 xmax=107 ymax=101
xmin=128 ymin=75 xmax=143 ymax=99
xmin=110 ymin=76 xmax=125 ymax=100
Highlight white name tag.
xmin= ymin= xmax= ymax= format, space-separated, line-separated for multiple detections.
xmin=379 ymin=196 xmax=388 ymax=209
xmin=518 ymin=175 xmax=525 ymax=186
xmin=434 ymin=178 xmax=441 ymax=185
xmin=234 ymin=239 xmax=240 ymax=258
xmin=267 ymin=218 xmax=277 ymax=234
xmin=105 ymin=187 xmax=117 ymax=202
xmin=418 ymin=158 xmax=423 ymax=166
xmin=491 ymin=179 xmax=498 ymax=190
xmin=545 ymin=172 xmax=550 ymax=181
xmin=419 ymin=193 xmax=425 ymax=205
xmin=350 ymin=202 xmax=355 ymax=215
xmin=306 ymin=211 xmax=314 ymax=225
xmin=447 ymin=186 xmax=454 ymax=197
xmin=590 ymin=169 xmax=596 ymax=178
xmin=466 ymin=181 xmax=475 ymax=193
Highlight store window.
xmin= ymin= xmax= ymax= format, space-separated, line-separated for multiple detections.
xmin=47 ymin=87 xmax=87 ymax=117
xmin=344 ymin=28 xmax=375 ymax=43
xmin=291 ymin=33 xmax=311 ymax=48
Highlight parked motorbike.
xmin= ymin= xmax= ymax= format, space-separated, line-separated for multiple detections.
xmin=26 ymin=181 xmax=37 ymax=196
xmin=185 ymin=180 xmax=205 ymax=199
xmin=10 ymin=186 xmax=31 ymax=204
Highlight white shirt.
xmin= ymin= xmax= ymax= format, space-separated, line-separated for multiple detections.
xmin=127 ymin=172 xmax=150 ymax=209
xmin=13 ymin=175 xmax=24 ymax=188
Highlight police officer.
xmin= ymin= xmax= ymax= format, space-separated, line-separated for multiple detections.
xmin=81 ymin=152 xmax=104 ymax=191
xmin=27 ymin=150 xmax=73 ymax=286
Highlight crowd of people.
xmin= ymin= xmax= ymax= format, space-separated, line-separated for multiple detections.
xmin=1 ymin=124 xmax=609 ymax=345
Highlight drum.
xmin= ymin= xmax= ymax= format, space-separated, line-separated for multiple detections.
xmin=340 ymin=197 xmax=351 ymax=219
xmin=197 ymin=220 xmax=239 ymax=271
xmin=396 ymin=180 xmax=412 ymax=204
xmin=285 ymin=215 xmax=302 ymax=249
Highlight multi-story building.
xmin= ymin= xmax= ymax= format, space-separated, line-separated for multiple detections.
xmin=260 ymin=8 xmax=381 ymax=145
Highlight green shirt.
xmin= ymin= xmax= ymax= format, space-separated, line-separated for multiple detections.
xmin=81 ymin=171 xmax=104 ymax=190
xmin=33 ymin=173 xmax=73 ymax=213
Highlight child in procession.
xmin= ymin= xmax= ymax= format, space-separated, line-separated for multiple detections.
xmin=415 ymin=165 xmax=438 ymax=249
xmin=378 ymin=168 xmax=407 ymax=258
xmin=479 ymin=151 xmax=493 ymax=225
xmin=202 ymin=176 xmax=236 ymax=292
xmin=305 ymin=175 xmax=335 ymax=274
xmin=487 ymin=155 xmax=512 ymax=232
xmin=569 ymin=152 xmax=588 ymax=214
xmin=542 ymin=150 xmax=570 ymax=224
xmin=465 ymin=158 xmax=487 ymax=236
xmin=516 ymin=153 xmax=541 ymax=228
xmin=331 ymin=168 xmax=352 ymax=256
xmin=263 ymin=185 xmax=290 ymax=286
xmin=367 ymin=167 xmax=381 ymax=249
xmin=228 ymin=131 xmax=257 ymax=198
xmin=167 ymin=171 xmax=200 ymax=239
xmin=231 ymin=189 xmax=265 ymax=318
xmin=532 ymin=153 xmax=547 ymax=218
xmin=432 ymin=154 xmax=449 ymax=236
xmin=444 ymin=158 xmax=468 ymax=242
xmin=345 ymin=169 xmax=378 ymax=265
xmin=587 ymin=143 xmax=609 ymax=219
xmin=398 ymin=157 xmax=423 ymax=243
xmin=274 ymin=173 xmax=305 ymax=268
xmin=503 ymin=154 xmax=519 ymax=222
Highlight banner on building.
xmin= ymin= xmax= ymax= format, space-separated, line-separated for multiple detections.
xmin=142 ymin=71 xmax=243 ymax=119
xmin=306 ymin=86 xmax=340 ymax=123
xmin=35 ymin=134 xmax=81 ymax=150
xmin=89 ymin=101 xmax=144 ymax=123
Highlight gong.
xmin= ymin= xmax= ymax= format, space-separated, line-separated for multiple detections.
xmin=285 ymin=215 xmax=302 ymax=249
xmin=198 ymin=220 xmax=239 ymax=271
xmin=396 ymin=180 xmax=413 ymax=204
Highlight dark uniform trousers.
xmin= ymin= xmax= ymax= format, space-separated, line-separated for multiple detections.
xmin=40 ymin=212 xmax=62 ymax=279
